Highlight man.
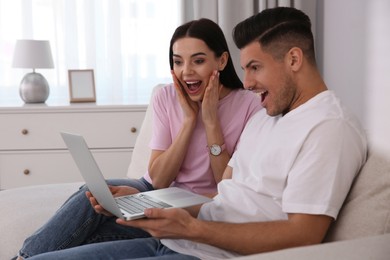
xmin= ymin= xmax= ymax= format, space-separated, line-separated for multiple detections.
xmin=28 ymin=7 xmax=367 ymax=260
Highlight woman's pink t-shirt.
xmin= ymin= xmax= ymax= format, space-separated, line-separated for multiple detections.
xmin=143 ymin=84 xmax=262 ymax=194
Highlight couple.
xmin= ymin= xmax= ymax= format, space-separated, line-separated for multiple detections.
xmin=17 ymin=7 xmax=367 ymax=260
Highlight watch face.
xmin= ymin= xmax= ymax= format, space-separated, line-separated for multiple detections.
xmin=210 ymin=144 xmax=222 ymax=156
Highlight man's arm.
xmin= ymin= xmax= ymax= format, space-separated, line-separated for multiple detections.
xmin=195 ymin=213 xmax=332 ymax=254
xmin=116 ymin=207 xmax=332 ymax=255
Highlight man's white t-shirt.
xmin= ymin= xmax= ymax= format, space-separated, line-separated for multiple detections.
xmin=162 ymin=90 xmax=367 ymax=259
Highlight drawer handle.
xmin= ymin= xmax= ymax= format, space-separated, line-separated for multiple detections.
xmin=21 ymin=129 xmax=29 ymax=135
xmin=23 ymin=169 xmax=30 ymax=175
xmin=131 ymin=127 xmax=137 ymax=133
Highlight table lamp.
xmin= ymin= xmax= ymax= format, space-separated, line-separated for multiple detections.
xmin=12 ymin=40 xmax=54 ymax=103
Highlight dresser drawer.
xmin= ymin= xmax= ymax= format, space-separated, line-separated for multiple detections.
xmin=0 ymin=111 xmax=145 ymax=150
xmin=0 ymin=149 xmax=133 ymax=189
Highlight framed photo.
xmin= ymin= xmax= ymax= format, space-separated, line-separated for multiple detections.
xmin=68 ymin=69 xmax=96 ymax=102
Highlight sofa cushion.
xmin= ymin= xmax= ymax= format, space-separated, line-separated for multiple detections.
xmin=0 ymin=182 xmax=82 ymax=259
xmin=126 ymin=96 xmax=152 ymax=179
xmin=235 ymin=233 xmax=390 ymax=260
xmin=325 ymin=147 xmax=390 ymax=241
xmin=126 ymin=84 xmax=164 ymax=179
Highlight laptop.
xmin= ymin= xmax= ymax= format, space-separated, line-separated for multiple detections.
xmin=60 ymin=132 xmax=212 ymax=220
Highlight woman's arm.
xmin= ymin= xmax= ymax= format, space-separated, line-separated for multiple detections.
xmin=148 ymin=73 xmax=199 ymax=189
xmin=148 ymin=119 xmax=196 ymax=189
xmin=202 ymin=71 xmax=231 ymax=183
xmin=204 ymin=120 xmax=231 ymax=183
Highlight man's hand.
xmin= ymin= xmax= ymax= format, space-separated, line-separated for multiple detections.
xmin=116 ymin=207 xmax=200 ymax=239
xmin=86 ymin=185 xmax=140 ymax=216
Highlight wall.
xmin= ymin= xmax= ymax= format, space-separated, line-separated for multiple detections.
xmin=318 ymin=0 xmax=390 ymax=154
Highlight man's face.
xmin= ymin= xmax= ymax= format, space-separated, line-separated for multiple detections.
xmin=240 ymin=41 xmax=297 ymax=116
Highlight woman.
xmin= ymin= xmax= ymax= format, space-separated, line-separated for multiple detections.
xmin=16 ymin=18 xmax=261 ymax=259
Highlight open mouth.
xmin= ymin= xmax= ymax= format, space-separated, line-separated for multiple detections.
xmin=254 ymin=90 xmax=268 ymax=104
xmin=185 ymin=81 xmax=202 ymax=95
xmin=260 ymin=91 xmax=268 ymax=103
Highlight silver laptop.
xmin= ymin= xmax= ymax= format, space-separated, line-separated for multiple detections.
xmin=60 ymin=132 xmax=212 ymax=220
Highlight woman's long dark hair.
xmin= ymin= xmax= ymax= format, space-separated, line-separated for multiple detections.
xmin=169 ymin=18 xmax=243 ymax=90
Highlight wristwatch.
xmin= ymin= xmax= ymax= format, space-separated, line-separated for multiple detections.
xmin=209 ymin=143 xmax=226 ymax=156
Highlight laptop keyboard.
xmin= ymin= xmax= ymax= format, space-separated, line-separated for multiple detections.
xmin=116 ymin=194 xmax=172 ymax=214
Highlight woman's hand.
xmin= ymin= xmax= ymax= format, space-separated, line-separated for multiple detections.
xmin=201 ymin=70 xmax=221 ymax=126
xmin=171 ymin=71 xmax=199 ymax=124
xmin=86 ymin=185 xmax=140 ymax=216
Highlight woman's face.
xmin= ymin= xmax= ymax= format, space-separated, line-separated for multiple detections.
xmin=172 ymin=37 xmax=226 ymax=102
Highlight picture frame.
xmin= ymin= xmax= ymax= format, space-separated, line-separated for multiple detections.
xmin=68 ymin=69 xmax=96 ymax=102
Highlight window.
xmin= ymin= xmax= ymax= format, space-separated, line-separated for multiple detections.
xmin=0 ymin=0 xmax=181 ymax=103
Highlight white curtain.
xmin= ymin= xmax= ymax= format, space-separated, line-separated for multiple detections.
xmin=0 ymin=0 xmax=181 ymax=104
xmin=0 ymin=0 xmax=318 ymax=104
xmin=181 ymin=0 xmax=318 ymax=80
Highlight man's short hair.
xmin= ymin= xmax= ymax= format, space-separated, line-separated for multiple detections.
xmin=233 ymin=7 xmax=316 ymax=64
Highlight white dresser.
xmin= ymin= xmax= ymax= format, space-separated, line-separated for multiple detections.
xmin=0 ymin=103 xmax=147 ymax=189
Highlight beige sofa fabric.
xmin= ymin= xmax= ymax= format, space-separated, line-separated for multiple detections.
xmin=325 ymin=148 xmax=390 ymax=241
xmin=235 ymin=233 xmax=390 ymax=260
xmin=0 ymin=182 xmax=81 ymax=259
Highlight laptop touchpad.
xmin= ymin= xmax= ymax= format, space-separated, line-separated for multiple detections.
xmin=158 ymin=191 xmax=193 ymax=201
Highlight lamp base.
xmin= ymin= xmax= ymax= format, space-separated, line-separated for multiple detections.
xmin=19 ymin=72 xmax=50 ymax=103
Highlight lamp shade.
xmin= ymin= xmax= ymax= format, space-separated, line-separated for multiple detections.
xmin=12 ymin=40 xmax=54 ymax=69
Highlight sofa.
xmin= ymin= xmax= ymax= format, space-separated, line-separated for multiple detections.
xmin=1 ymin=85 xmax=389 ymax=259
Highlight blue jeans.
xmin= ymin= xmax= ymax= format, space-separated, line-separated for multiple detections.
xmin=27 ymin=238 xmax=200 ymax=260
xmin=19 ymin=178 xmax=154 ymax=259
